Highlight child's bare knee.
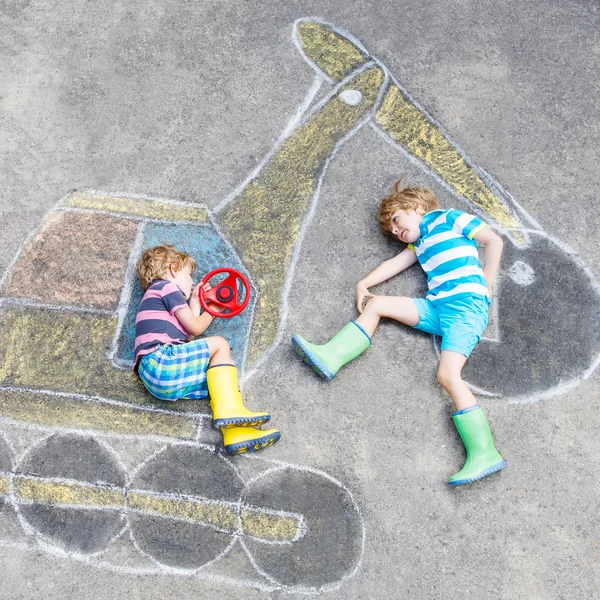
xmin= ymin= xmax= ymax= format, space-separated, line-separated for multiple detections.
xmin=208 ymin=336 xmax=230 ymax=352
xmin=437 ymin=366 xmax=459 ymax=389
xmin=216 ymin=336 xmax=230 ymax=349
xmin=364 ymin=296 xmax=383 ymax=315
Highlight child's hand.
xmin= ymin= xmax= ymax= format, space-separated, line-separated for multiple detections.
xmin=191 ymin=282 xmax=213 ymax=301
xmin=356 ymin=283 xmax=374 ymax=314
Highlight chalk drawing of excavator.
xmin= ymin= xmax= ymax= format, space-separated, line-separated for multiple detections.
xmin=0 ymin=17 xmax=598 ymax=594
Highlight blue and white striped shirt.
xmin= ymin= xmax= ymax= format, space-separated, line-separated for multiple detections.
xmin=408 ymin=209 xmax=489 ymax=305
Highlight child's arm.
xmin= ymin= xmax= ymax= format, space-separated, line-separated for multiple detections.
xmin=175 ymin=305 xmax=216 ymax=337
xmin=176 ymin=283 xmax=225 ymax=337
xmin=473 ymin=227 xmax=504 ymax=296
xmin=356 ymin=247 xmax=419 ymax=312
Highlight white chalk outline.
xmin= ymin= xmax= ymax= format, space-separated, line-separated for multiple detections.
xmin=291 ymin=16 xmax=371 ymax=86
xmin=0 ymin=425 xmax=365 ymax=593
xmin=0 ymin=383 xmax=208 ymax=427
xmin=238 ymin=459 xmax=366 ymax=596
xmin=108 ymin=221 xmax=146 ymax=365
xmin=124 ymin=443 xmax=239 ymax=574
xmin=282 ymin=18 xmax=600 ymax=404
xmin=429 ymin=227 xmax=600 ymax=402
xmin=7 ymin=432 xmax=130 ymax=558
xmin=0 ymin=189 xmax=259 ymax=382
xmin=0 ymin=297 xmax=114 ymax=315
xmin=54 ymin=204 xmax=211 ymax=226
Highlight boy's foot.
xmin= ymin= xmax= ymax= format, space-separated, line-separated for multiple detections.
xmin=447 ymin=458 xmax=506 ymax=485
xmin=291 ymin=323 xmax=371 ymax=380
xmin=291 ymin=334 xmax=335 ymax=380
xmin=448 ymin=405 xmax=506 ymax=485
xmin=214 ymin=413 xmax=271 ymax=429
xmin=222 ymin=427 xmax=281 ymax=455
xmin=208 ymin=364 xmax=271 ymax=428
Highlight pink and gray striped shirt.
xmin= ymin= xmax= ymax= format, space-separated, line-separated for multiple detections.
xmin=133 ymin=280 xmax=189 ymax=371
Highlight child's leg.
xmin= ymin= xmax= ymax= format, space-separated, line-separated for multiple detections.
xmin=436 ymin=350 xmax=476 ymax=412
xmin=437 ymin=350 xmax=506 ymax=485
xmin=203 ymin=336 xmax=271 ymax=426
xmin=203 ymin=337 xmax=281 ymax=454
xmin=292 ymin=295 xmax=420 ymax=380
xmin=204 ymin=336 xmax=235 ymax=366
xmin=355 ymin=296 xmax=420 ymax=337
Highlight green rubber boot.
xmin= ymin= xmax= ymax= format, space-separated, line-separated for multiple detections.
xmin=448 ymin=405 xmax=506 ymax=485
xmin=291 ymin=322 xmax=371 ymax=380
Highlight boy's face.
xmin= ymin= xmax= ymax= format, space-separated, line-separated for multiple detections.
xmin=389 ymin=207 xmax=424 ymax=243
xmin=169 ymin=262 xmax=194 ymax=299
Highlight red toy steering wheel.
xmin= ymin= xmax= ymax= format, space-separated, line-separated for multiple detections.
xmin=199 ymin=268 xmax=250 ymax=318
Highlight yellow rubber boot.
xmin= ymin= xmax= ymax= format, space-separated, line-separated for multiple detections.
xmin=207 ymin=364 xmax=271 ymax=428
xmin=221 ymin=427 xmax=281 ymax=455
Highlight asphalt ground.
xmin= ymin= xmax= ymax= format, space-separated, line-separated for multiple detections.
xmin=1 ymin=1 xmax=599 ymax=599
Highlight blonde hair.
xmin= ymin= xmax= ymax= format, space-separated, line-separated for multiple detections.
xmin=136 ymin=245 xmax=196 ymax=291
xmin=378 ymin=179 xmax=440 ymax=235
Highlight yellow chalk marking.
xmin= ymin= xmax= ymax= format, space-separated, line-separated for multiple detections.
xmin=0 ymin=307 xmax=203 ymax=436
xmin=295 ymin=20 xmax=369 ymax=82
xmin=1 ymin=307 xmax=159 ymax=405
xmin=127 ymin=492 xmax=239 ymax=531
xmin=375 ymin=83 xmax=524 ymax=243
xmin=66 ymin=191 xmax=209 ymax=223
xmin=0 ymin=308 xmax=142 ymax=401
xmin=15 ymin=478 xmax=124 ymax=508
xmin=0 ymin=388 xmax=197 ymax=440
xmin=0 ymin=476 xmax=9 ymax=497
xmin=241 ymin=508 xmax=300 ymax=542
xmin=10 ymin=477 xmax=300 ymax=541
xmin=126 ymin=494 xmax=300 ymax=541
xmin=220 ymin=64 xmax=385 ymax=366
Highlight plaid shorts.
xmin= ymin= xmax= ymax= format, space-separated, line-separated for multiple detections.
xmin=137 ymin=339 xmax=211 ymax=401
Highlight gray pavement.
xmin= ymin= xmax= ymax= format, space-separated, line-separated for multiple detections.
xmin=1 ymin=1 xmax=599 ymax=598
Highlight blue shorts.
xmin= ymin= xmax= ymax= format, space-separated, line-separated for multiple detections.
xmin=411 ymin=296 xmax=489 ymax=358
xmin=138 ymin=339 xmax=211 ymax=401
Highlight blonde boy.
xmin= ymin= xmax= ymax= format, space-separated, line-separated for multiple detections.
xmin=292 ymin=180 xmax=505 ymax=485
xmin=134 ymin=245 xmax=280 ymax=455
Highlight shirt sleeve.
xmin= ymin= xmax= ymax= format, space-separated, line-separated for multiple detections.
xmin=161 ymin=282 xmax=189 ymax=315
xmin=446 ymin=209 xmax=487 ymax=240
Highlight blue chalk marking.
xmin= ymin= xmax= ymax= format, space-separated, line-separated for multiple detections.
xmin=116 ymin=222 xmax=255 ymax=372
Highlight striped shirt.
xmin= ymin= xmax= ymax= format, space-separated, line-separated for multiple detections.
xmin=133 ymin=280 xmax=189 ymax=370
xmin=408 ymin=209 xmax=489 ymax=305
